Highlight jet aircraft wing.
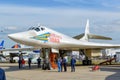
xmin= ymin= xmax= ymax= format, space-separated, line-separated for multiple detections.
xmin=0 ymin=47 xmax=40 ymax=52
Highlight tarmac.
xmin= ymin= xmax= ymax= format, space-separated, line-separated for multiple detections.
xmin=1 ymin=63 xmax=120 ymax=80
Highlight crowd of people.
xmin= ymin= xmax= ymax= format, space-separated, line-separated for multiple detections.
xmin=18 ymin=57 xmax=41 ymax=69
xmin=0 ymin=56 xmax=76 ymax=80
xmin=57 ymin=56 xmax=76 ymax=72
xmin=18 ymin=56 xmax=76 ymax=72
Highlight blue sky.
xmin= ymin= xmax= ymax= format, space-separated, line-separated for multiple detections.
xmin=0 ymin=0 xmax=120 ymax=48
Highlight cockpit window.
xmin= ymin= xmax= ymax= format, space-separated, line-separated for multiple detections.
xmin=41 ymin=27 xmax=45 ymax=31
xmin=35 ymin=28 xmax=40 ymax=32
xmin=28 ymin=26 xmax=45 ymax=32
xmin=31 ymin=27 xmax=35 ymax=30
xmin=28 ymin=27 xmax=36 ymax=30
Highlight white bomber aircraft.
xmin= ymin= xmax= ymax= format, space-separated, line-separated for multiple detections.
xmin=1 ymin=20 xmax=120 ymax=52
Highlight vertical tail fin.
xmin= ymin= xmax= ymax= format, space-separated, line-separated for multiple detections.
xmin=0 ymin=40 xmax=4 ymax=49
xmin=85 ymin=19 xmax=90 ymax=34
xmin=80 ymin=19 xmax=90 ymax=41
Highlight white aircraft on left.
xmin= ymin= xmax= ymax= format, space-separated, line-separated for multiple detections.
xmin=1 ymin=20 xmax=120 ymax=52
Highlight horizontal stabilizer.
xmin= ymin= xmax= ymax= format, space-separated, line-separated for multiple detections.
xmin=73 ymin=33 xmax=112 ymax=40
xmin=88 ymin=33 xmax=112 ymax=40
xmin=73 ymin=33 xmax=84 ymax=39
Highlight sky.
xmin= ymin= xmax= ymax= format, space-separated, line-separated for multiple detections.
xmin=0 ymin=0 xmax=120 ymax=48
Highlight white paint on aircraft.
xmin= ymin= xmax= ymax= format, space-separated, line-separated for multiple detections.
xmin=1 ymin=20 xmax=120 ymax=51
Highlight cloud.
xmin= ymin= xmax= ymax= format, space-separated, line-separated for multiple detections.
xmin=0 ymin=4 xmax=120 ymax=36
xmin=53 ymin=0 xmax=120 ymax=11
xmin=0 ymin=4 xmax=120 ymax=28
xmin=102 ymin=3 xmax=119 ymax=9
xmin=89 ymin=19 xmax=120 ymax=41
xmin=53 ymin=0 xmax=99 ymax=5
xmin=5 ymin=26 xmax=17 ymax=30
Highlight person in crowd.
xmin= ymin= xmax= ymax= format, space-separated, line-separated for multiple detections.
xmin=60 ymin=57 xmax=63 ymax=72
xmin=37 ymin=57 xmax=41 ymax=68
xmin=0 ymin=68 xmax=6 ymax=80
xmin=114 ymin=54 xmax=117 ymax=62
xmin=57 ymin=57 xmax=62 ymax=72
xmin=63 ymin=57 xmax=67 ymax=72
xmin=22 ymin=58 xmax=25 ymax=68
xmin=28 ymin=58 xmax=31 ymax=69
xmin=18 ymin=57 xmax=22 ymax=69
xmin=70 ymin=57 xmax=76 ymax=72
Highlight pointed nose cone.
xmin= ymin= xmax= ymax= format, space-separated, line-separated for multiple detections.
xmin=8 ymin=33 xmax=23 ymax=42
xmin=8 ymin=34 xmax=18 ymax=40
xmin=8 ymin=34 xmax=14 ymax=38
xmin=8 ymin=31 xmax=36 ymax=45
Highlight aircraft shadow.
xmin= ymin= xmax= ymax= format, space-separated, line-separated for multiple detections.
xmin=100 ymin=66 xmax=120 ymax=80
